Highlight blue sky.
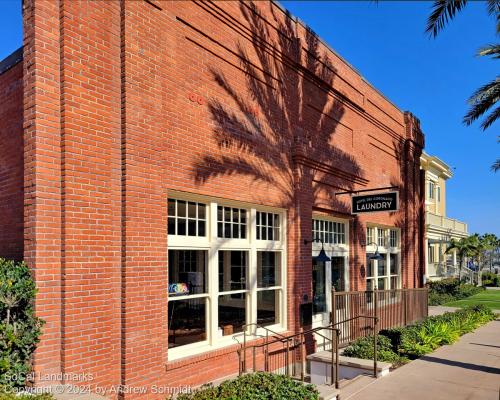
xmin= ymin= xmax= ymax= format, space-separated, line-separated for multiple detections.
xmin=281 ymin=1 xmax=499 ymax=235
xmin=1 ymin=1 xmax=498 ymax=235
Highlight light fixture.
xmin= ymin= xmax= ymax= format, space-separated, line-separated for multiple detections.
xmin=366 ymin=241 xmax=384 ymax=260
xmin=304 ymin=237 xmax=331 ymax=263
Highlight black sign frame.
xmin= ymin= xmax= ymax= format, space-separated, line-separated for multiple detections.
xmin=351 ymin=191 xmax=399 ymax=215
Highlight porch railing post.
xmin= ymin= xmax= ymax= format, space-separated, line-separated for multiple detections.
xmin=286 ymin=338 xmax=290 ymax=376
xmin=265 ymin=330 xmax=269 ymax=372
xmin=373 ymin=289 xmax=378 ymax=378
xmin=331 ymin=287 xmax=337 ymax=327
xmin=300 ymin=327 xmax=305 ymax=382
xmin=330 ymin=329 xmax=334 ymax=386
xmin=243 ymin=329 xmax=247 ymax=373
xmin=335 ymin=329 xmax=340 ymax=389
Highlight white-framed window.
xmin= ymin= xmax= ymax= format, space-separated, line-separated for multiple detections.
xmin=167 ymin=194 xmax=286 ymax=358
xmin=389 ymin=229 xmax=398 ymax=248
xmin=217 ymin=206 xmax=247 ymax=239
xmin=436 ymin=186 xmax=441 ymax=202
xmin=168 ymin=199 xmax=207 ymax=237
xmin=367 ymin=227 xmax=375 ymax=244
xmin=312 ymin=219 xmax=346 ymax=244
xmin=428 ymin=244 xmax=435 ymax=263
xmin=366 ymin=225 xmax=400 ymax=293
xmin=377 ymin=228 xmax=386 ymax=247
xmin=256 ymin=211 xmax=280 ymax=241
xmin=428 ymin=181 xmax=435 ymax=200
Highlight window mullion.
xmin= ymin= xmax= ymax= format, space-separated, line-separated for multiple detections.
xmin=209 ymin=202 xmax=218 ymax=345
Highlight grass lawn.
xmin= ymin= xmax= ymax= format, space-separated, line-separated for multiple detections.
xmin=445 ymin=290 xmax=500 ymax=311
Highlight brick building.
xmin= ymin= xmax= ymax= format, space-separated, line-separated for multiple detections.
xmin=0 ymin=1 xmax=425 ymax=398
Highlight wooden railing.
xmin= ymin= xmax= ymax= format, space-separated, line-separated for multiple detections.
xmin=332 ymin=287 xmax=429 ymax=346
xmin=236 ymin=287 xmax=429 ymax=384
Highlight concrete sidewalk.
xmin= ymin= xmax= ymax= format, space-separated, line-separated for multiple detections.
xmin=344 ymin=318 xmax=500 ymax=400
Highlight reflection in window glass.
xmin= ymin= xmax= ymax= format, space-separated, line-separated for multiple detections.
xmin=331 ymin=257 xmax=345 ymax=291
xmin=218 ymin=293 xmax=246 ymax=336
xmin=377 ymin=256 xmax=386 ymax=277
xmin=219 ymin=251 xmax=247 ymax=292
xmin=257 ymin=290 xmax=278 ymax=326
xmin=168 ymin=250 xmax=207 ymax=295
xmin=257 ymin=252 xmax=280 ymax=288
xmin=366 ymin=254 xmax=374 ymax=277
xmin=168 ymin=298 xmax=206 ymax=348
xmin=390 ymin=253 xmax=398 ymax=275
xmin=313 ymin=259 xmax=326 ymax=314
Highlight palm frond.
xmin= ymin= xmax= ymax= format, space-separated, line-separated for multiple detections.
xmin=491 ymin=158 xmax=500 ymax=172
xmin=478 ymin=43 xmax=500 ymax=59
xmin=486 ymin=0 xmax=500 ymax=16
xmin=481 ymin=105 xmax=500 ymax=129
xmin=463 ymin=77 xmax=500 ymax=127
xmin=426 ymin=0 xmax=468 ymax=38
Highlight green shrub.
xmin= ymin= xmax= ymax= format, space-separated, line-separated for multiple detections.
xmin=0 ymin=386 xmax=53 ymax=399
xmin=176 ymin=372 xmax=319 ymax=400
xmin=342 ymin=335 xmax=408 ymax=366
xmin=481 ymin=272 xmax=500 ymax=287
xmin=0 ymin=259 xmax=44 ymax=388
xmin=352 ymin=305 xmax=495 ymax=361
xmin=427 ymin=278 xmax=483 ymax=305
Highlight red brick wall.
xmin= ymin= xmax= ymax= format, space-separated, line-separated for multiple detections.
xmin=21 ymin=1 xmax=425 ymax=398
xmin=0 ymin=61 xmax=23 ymax=261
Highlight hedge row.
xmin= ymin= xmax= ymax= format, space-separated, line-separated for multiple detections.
xmin=343 ymin=305 xmax=495 ymax=362
xmin=427 ymin=278 xmax=483 ymax=306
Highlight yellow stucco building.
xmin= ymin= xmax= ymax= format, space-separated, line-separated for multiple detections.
xmin=420 ymin=152 xmax=469 ymax=281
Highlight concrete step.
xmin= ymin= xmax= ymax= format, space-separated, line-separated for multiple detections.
xmin=315 ymin=383 xmax=340 ymax=400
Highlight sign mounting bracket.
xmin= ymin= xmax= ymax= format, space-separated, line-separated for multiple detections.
xmin=335 ymin=186 xmax=398 ymax=196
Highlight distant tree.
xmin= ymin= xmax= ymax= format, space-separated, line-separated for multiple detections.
xmin=425 ymin=0 xmax=500 ymax=172
xmin=445 ymin=236 xmax=476 ymax=281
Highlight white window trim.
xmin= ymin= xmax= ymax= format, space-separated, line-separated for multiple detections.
xmin=366 ymin=225 xmax=401 ymax=291
xmin=167 ymin=192 xmax=287 ymax=360
xmin=311 ymin=215 xmax=350 ymax=327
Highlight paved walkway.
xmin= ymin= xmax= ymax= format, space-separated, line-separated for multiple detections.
xmin=344 ymin=318 xmax=500 ymax=400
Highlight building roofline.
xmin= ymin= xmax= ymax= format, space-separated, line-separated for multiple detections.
xmin=421 ymin=151 xmax=453 ymax=178
xmin=0 ymin=47 xmax=23 ymax=76
xmin=273 ymin=1 xmax=404 ymax=114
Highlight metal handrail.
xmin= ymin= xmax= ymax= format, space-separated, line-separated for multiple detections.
xmin=238 ymin=323 xmax=341 ymax=388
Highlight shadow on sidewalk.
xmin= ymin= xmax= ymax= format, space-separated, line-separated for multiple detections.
xmin=419 ymin=355 xmax=500 ymax=375
xmin=469 ymin=342 xmax=500 ymax=349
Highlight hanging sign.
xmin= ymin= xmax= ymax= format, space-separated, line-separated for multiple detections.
xmin=351 ymin=191 xmax=399 ymax=214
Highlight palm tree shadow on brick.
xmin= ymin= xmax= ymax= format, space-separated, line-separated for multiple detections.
xmin=192 ymin=2 xmax=364 ymax=214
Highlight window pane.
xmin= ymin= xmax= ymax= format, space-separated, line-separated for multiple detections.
xmin=378 ymin=278 xmax=386 ymax=290
xmin=313 ymin=259 xmax=326 ymax=314
xmin=391 ymin=276 xmax=398 ymax=290
xmin=217 ymin=222 xmax=223 ymax=238
xmin=390 ymin=253 xmax=398 ymax=275
xmin=178 ymin=218 xmax=186 ymax=235
xmin=331 ymin=257 xmax=345 ymax=291
xmin=219 ymin=251 xmax=247 ymax=292
xmin=188 ymin=202 xmax=196 ymax=218
xmin=168 ymin=298 xmax=206 ymax=348
xmin=366 ymin=254 xmax=374 ymax=277
xmin=378 ymin=256 xmax=386 ymax=277
xmin=232 ymin=208 xmax=239 ymax=223
xmin=257 ymin=252 xmax=281 ymax=287
xmin=198 ymin=204 xmax=206 ymax=219
xmin=168 ymin=199 xmax=176 ymax=216
xmin=257 ymin=290 xmax=278 ymax=327
xmin=218 ymin=293 xmax=246 ymax=336
xmin=168 ymin=250 xmax=207 ymax=295
xmin=177 ymin=200 xmax=186 ymax=217
xmin=168 ymin=217 xmax=176 ymax=235
xmin=188 ymin=219 xmax=196 ymax=236
xmin=198 ymin=221 xmax=206 ymax=237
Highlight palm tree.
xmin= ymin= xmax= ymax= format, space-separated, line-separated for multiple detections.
xmin=425 ymin=0 xmax=500 ymax=171
xmin=445 ymin=237 xmax=476 ymax=281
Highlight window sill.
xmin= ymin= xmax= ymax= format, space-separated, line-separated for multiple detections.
xmin=166 ymin=326 xmax=288 ymax=368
